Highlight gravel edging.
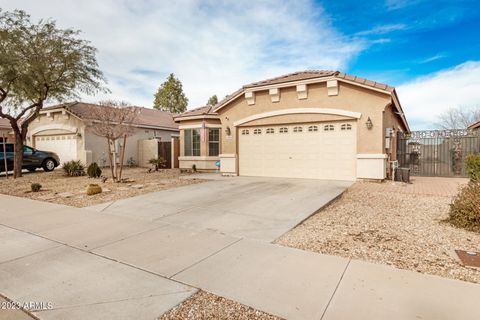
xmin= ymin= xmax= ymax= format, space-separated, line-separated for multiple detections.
xmin=158 ymin=290 xmax=283 ymax=320
xmin=275 ymin=182 xmax=480 ymax=284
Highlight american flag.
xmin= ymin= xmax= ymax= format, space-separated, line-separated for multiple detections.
xmin=200 ymin=121 xmax=206 ymax=142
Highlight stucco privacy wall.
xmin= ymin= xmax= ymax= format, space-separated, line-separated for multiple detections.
xmin=85 ymin=128 xmax=172 ymax=166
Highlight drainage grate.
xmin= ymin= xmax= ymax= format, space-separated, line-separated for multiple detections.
xmin=455 ymin=250 xmax=480 ymax=268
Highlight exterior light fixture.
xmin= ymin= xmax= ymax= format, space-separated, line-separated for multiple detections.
xmin=225 ymin=126 xmax=231 ymax=136
xmin=366 ymin=117 xmax=373 ymax=130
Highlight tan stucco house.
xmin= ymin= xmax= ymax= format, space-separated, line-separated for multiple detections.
xmin=174 ymin=70 xmax=410 ymax=181
xmin=27 ymin=102 xmax=179 ymax=166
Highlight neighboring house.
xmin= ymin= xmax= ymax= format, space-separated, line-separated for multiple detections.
xmin=27 ymin=102 xmax=179 ymax=166
xmin=468 ymin=119 xmax=480 ymax=131
xmin=174 ymin=70 xmax=410 ymax=181
xmin=0 ymin=118 xmax=13 ymax=142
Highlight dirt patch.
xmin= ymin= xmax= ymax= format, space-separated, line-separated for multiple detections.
xmin=275 ymin=182 xmax=480 ymax=284
xmin=159 ymin=290 xmax=282 ymax=320
xmin=0 ymin=168 xmax=204 ymax=208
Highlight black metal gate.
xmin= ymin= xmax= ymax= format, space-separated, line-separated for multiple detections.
xmin=397 ymin=129 xmax=480 ymax=177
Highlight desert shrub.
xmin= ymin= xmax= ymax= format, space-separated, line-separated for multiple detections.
xmin=86 ymin=183 xmax=102 ymax=196
xmin=87 ymin=162 xmax=102 ymax=178
xmin=63 ymin=160 xmax=86 ymax=177
xmin=448 ymin=181 xmax=480 ymax=232
xmin=31 ymin=183 xmax=42 ymax=192
xmin=192 ymin=164 xmax=197 ymax=172
xmin=465 ymin=153 xmax=480 ymax=182
xmin=149 ymin=157 xmax=166 ymax=171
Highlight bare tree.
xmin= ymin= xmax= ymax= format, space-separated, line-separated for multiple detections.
xmin=88 ymin=101 xmax=138 ymax=182
xmin=436 ymin=106 xmax=480 ymax=129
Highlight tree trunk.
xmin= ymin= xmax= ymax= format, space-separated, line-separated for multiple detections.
xmin=107 ymin=138 xmax=116 ymax=182
xmin=118 ymin=134 xmax=127 ymax=181
xmin=2 ymin=133 xmax=8 ymax=179
xmin=13 ymin=131 xmax=24 ymax=178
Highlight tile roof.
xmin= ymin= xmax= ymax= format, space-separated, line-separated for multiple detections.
xmin=174 ymin=105 xmax=218 ymax=119
xmin=242 ymin=70 xmax=395 ymax=92
xmin=43 ymin=102 xmax=178 ymax=130
xmin=468 ymin=119 xmax=480 ymax=129
xmin=243 ymin=70 xmax=337 ymax=88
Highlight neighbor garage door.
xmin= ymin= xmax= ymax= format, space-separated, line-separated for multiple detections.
xmin=35 ymin=135 xmax=78 ymax=165
xmin=239 ymin=121 xmax=356 ymax=180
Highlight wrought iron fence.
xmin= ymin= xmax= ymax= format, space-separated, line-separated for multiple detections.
xmin=397 ymin=129 xmax=480 ymax=177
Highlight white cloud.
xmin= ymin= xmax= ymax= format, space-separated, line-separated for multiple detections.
xmin=355 ymin=23 xmax=407 ymax=36
xmin=0 ymin=0 xmax=364 ymax=108
xmin=397 ymin=61 xmax=480 ymax=130
xmin=417 ymin=54 xmax=446 ymax=64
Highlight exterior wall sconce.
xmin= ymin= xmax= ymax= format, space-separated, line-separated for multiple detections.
xmin=366 ymin=117 xmax=373 ymax=130
xmin=225 ymin=126 xmax=231 ymax=136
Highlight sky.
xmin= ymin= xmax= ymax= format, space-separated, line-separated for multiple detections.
xmin=1 ymin=0 xmax=479 ymax=130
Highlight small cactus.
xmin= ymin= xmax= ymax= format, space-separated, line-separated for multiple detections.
xmin=86 ymin=184 xmax=102 ymax=196
xmin=31 ymin=183 xmax=42 ymax=192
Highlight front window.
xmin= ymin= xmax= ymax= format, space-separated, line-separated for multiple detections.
xmin=208 ymin=128 xmax=220 ymax=156
xmin=184 ymin=129 xmax=200 ymax=156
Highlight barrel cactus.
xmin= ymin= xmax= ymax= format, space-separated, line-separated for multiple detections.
xmin=86 ymin=184 xmax=102 ymax=196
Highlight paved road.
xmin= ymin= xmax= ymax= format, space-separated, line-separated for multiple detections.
xmin=1 ymin=176 xmax=479 ymax=320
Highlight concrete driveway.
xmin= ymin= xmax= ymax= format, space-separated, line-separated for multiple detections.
xmin=2 ymin=176 xmax=480 ymax=320
xmin=90 ymin=175 xmax=351 ymax=241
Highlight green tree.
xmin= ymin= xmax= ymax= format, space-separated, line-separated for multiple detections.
xmin=153 ymin=73 xmax=188 ymax=113
xmin=0 ymin=10 xmax=105 ymax=178
xmin=206 ymin=94 xmax=218 ymax=106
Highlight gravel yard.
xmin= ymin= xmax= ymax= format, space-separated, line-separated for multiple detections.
xmin=0 ymin=168 xmax=203 ymax=207
xmin=159 ymin=290 xmax=282 ymax=320
xmin=276 ymin=179 xmax=480 ymax=284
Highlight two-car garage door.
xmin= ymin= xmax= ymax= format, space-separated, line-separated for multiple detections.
xmin=239 ymin=121 xmax=356 ymax=181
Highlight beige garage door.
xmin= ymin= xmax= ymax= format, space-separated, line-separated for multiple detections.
xmin=35 ymin=135 xmax=78 ymax=165
xmin=239 ymin=122 xmax=356 ymax=180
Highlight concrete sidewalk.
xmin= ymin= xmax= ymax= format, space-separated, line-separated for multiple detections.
xmin=1 ymin=182 xmax=480 ymax=320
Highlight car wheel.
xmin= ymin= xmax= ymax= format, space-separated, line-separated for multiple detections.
xmin=42 ymin=158 xmax=56 ymax=172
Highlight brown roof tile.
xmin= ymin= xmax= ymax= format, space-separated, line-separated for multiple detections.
xmin=174 ymin=105 xmax=218 ymax=119
xmin=243 ymin=70 xmax=337 ymax=88
xmin=469 ymin=119 xmax=480 ymax=129
xmin=44 ymin=102 xmax=178 ymax=130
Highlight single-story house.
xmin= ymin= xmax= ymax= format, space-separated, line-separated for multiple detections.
xmin=468 ymin=119 xmax=480 ymax=131
xmin=174 ymin=70 xmax=410 ymax=181
xmin=27 ymin=102 xmax=179 ymax=166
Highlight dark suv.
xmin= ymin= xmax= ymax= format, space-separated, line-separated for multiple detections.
xmin=0 ymin=143 xmax=60 ymax=172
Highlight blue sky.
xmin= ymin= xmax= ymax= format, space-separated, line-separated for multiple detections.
xmin=321 ymin=0 xmax=480 ymax=83
xmin=1 ymin=0 xmax=479 ymax=129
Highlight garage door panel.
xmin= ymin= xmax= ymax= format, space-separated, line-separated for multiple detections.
xmin=35 ymin=135 xmax=78 ymax=165
xmin=239 ymin=122 xmax=356 ymax=181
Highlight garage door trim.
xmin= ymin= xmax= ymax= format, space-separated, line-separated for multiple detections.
xmin=233 ymin=108 xmax=361 ymax=127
